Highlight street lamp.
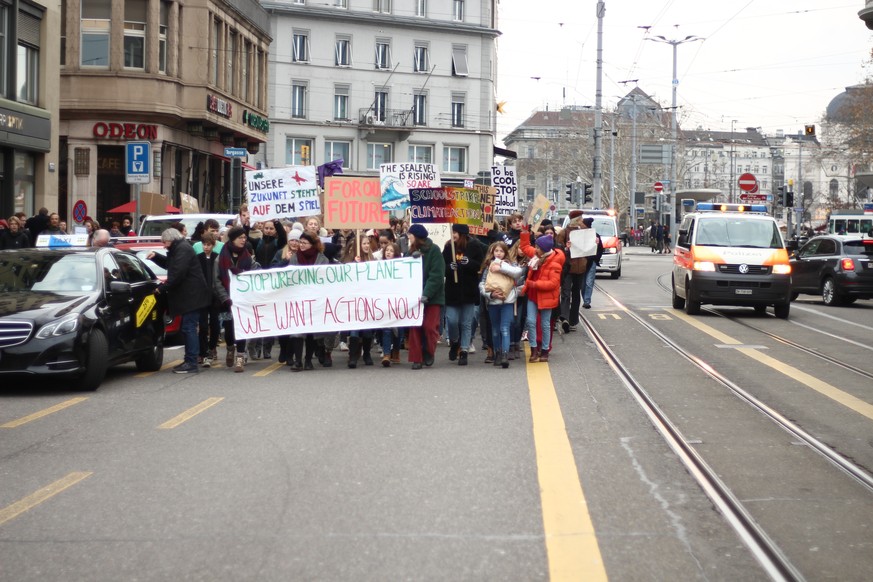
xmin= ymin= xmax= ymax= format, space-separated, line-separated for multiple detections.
xmin=647 ymin=34 xmax=703 ymax=226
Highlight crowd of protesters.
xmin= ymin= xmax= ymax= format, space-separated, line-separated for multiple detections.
xmin=144 ymin=204 xmax=605 ymax=375
xmin=0 ymin=207 xmax=136 ymax=249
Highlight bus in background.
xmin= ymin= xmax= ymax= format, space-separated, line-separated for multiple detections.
xmin=827 ymin=207 xmax=873 ymax=237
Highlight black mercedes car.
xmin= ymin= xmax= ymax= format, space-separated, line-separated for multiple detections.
xmin=789 ymin=235 xmax=873 ymax=306
xmin=0 ymin=247 xmax=165 ymax=390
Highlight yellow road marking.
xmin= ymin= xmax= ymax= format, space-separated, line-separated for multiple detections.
xmin=525 ymin=346 xmax=607 ymax=581
xmin=672 ymin=311 xmax=873 ymax=421
xmin=136 ymin=358 xmax=183 ymax=378
xmin=0 ymin=397 xmax=89 ymax=428
xmin=0 ymin=472 xmax=92 ymax=526
xmin=157 ymin=397 xmax=224 ymax=429
xmin=254 ymin=362 xmax=284 ymax=377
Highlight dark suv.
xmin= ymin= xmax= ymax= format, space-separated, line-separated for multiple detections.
xmin=789 ymin=236 xmax=873 ymax=305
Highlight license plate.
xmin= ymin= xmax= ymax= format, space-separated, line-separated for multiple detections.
xmin=735 ymin=289 xmax=752 ymax=295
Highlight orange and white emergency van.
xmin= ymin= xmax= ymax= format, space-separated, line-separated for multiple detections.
xmin=562 ymin=208 xmax=623 ymax=278
xmin=671 ymin=203 xmax=792 ymax=318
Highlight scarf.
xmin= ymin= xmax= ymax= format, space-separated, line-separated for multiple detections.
xmin=218 ymin=243 xmax=253 ymax=289
xmin=296 ymin=246 xmax=319 ymax=265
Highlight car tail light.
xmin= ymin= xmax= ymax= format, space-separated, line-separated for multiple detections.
xmin=840 ymin=258 xmax=855 ymax=271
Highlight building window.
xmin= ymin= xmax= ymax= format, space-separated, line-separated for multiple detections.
xmin=158 ymin=2 xmax=168 ymax=73
xmin=334 ymin=0 xmax=348 ymax=7
xmin=762 ymin=165 xmax=768 ymax=174
xmin=286 ymin=138 xmax=313 ymax=166
xmin=453 ymin=0 xmax=464 ymax=21
xmin=451 ymin=45 xmax=468 ymax=77
xmin=334 ymin=85 xmax=349 ymax=120
xmin=227 ymin=31 xmax=237 ymax=93
xmin=241 ymin=42 xmax=249 ymax=101
xmin=374 ymin=90 xmax=387 ymax=122
xmin=367 ymin=143 xmax=393 ymax=169
xmin=292 ymin=32 xmax=309 ymax=62
xmin=81 ymin=0 xmax=111 ymax=67
xmin=335 ymin=38 xmax=350 ymax=66
xmin=413 ymin=45 xmax=428 ymax=72
xmin=451 ymin=94 xmax=465 ymax=128
xmin=526 ymin=146 xmax=535 ymax=158
xmin=291 ymin=83 xmax=307 ymax=118
xmin=413 ymin=93 xmax=427 ymax=126
xmin=415 ymin=0 xmax=426 ymax=17
xmin=325 ymin=141 xmax=351 ymax=166
xmin=375 ymin=40 xmax=391 ymax=69
xmin=443 ymin=146 xmax=467 ymax=173
xmin=526 ymin=187 xmax=535 ymax=202
xmin=211 ymin=19 xmax=221 ymax=85
xmin=17 ymin=44 xmax=38 ymax=104
xmin=409 ymin=145 xmax=433 ymax=164
xmin=373 ymin=0 xmax=391 ymax=14
xmin=123 ymin=0 xmax=146 ymax=69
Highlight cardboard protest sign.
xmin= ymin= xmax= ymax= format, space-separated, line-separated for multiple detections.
xmin=524 ymin=194 xmax=551 ymax=232
xmin=423 ymin=223 xmax=452 ymax=251
xmin=569 ymin=228 xmax=597 ymax=258
xmin=379 ymin=163 xmax=441 ymax=210
xmin=180 ymin=193 xmax=199 ymax=214
xmin=323 ymin=176 xmax=390 ymax=230
xmin=408 ymin=186 xmax=496 ymax=236
xmin=229 ymin=258 xmax=424 ymax=339
xmin=140 ymin=191 xmax=168 ymax=215
xmin=491 ymin=165 xmax=518 ymax=216
xmin=245 ymin=166 xmax=319 ymax=221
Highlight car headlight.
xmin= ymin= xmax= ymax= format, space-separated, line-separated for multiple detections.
xmin=35 ymin=315 xmax=80 ymax=339
xmin=604 ymin=247 xmax=617 ymax=254
xmin=772 ymin=264 xmax=792 ymax=275
xmin=693 ymin=261 xmax=716 ymax=272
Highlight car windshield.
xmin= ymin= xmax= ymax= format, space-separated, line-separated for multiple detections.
xmin=591 ymin=217 xmax=617 ymax=237
xmin=695 ymin=218 xmax=783 ymax=249
xmin=0 ymin=253 xmax=98 ymax=292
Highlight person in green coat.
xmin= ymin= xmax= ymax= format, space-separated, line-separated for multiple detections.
xmin=406 ymin=224 xmax=445 ymax=370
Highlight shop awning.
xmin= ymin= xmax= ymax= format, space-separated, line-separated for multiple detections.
xmin=106 ymin=201 xmax=180 ymax=214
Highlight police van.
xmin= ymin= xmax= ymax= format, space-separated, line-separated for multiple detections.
xmin=671 ymin=203 xmax=792 ymax=318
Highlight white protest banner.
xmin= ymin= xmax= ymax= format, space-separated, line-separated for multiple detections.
xmin=380 ymin=163 xmax=441 ymax=210
xmin=491 ymin=165 xmax=518 ymax=215
xmin=569 ymin=228 xmax=597 ymax=258
xmin=229 ymin=258 xmax=424 ymax=340
xmin=245 ymin=166 xmax=320 ymax=221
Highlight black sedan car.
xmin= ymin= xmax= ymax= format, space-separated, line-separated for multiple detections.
xmin=0 ymin=247 xmax=165 ymax=390
xmin=789 ymin=235 xmax=873 ymax=306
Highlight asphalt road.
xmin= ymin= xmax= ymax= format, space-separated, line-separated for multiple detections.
xmin=2 ymin=246 xmax=871 ymax=581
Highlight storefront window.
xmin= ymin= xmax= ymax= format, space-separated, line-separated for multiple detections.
xmin=14 ymin=152 xmax=34 ymax=217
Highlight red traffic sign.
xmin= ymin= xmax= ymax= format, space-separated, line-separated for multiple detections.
xmin=653 ymin=181 xmax=664 ymax=192
xmin=738 ymin=173 xmax=758 ymax=192
xmin=73 ymin=199 xmax=87 ymax=223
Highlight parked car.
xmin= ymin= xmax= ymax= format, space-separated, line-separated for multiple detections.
xmin=0 ymin=247 xmax=165 ymax=390
xmin=113 ymin=242 xmax=181 ymax=338
xmin=789 ymin=235 xmax=873 ymax=305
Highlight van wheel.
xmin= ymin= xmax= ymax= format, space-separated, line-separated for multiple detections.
xmin=611 ymin=267 xmax=621 ymax=279
xmin=75 ymin=329 xmax=108 ymax=391
xmin=684 ymin=279 xmax=701 ymax=315
xmin=774 ymin=301 xmax=790 ymax=319
xmin=790 ymin=291 xmax=799 ymax=301
xmin=671 ymin=277 xmax=685 ymax=309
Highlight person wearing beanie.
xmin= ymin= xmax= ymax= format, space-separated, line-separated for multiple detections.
xmin=443 ymin=223 xmax=485 ymax=366
xmin=555 ymin=213 xmax=590 ymax=331
xmin=218 ymin=226 xmax=254 ymax=372
xmin=581 ymin=218 xmax=604 ymax=310
xmin=406 ymin=224 xmax=445 ymax=369
xmin=270 ymin=227 xmax=303 ymax=365
xmin=284 ymin=231 xmax=329 ymax=372
xmin=519 ymin=226 xmax=565 ymax=363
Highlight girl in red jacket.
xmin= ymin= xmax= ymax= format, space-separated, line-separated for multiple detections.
xmin=519 ymin=231 xmax=565 ymax=363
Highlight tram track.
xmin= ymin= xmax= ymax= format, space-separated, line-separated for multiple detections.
xmin=581 ymin=282 xmax=873 ymax=580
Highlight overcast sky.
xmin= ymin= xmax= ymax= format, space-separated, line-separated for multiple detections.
xmin=495 ymin=0 xmax=873 ymax=145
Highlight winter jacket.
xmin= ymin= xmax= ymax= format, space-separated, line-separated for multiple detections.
xmin=519 ymin=231 xmax=565 ymax=309
xmin=478 ymin=259 xmax=525 ymax=306
xmin=417 ymin=238 xmax=446 ymax=306
xmin=198 ymin=251 xmax=228 ymax=307
xmin=443 ymin=238 xmax=485 ymax=306
xmin=153 ymin=238 xmax=210 ymax=316
xmin=0 ymin=229 xmax=30 ymax=249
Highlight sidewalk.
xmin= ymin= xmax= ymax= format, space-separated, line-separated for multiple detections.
xmin=623 ymin=244 xmax=673 ymax=256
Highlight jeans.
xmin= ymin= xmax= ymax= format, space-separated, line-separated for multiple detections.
xmin=181 ymin=310 xmax=200 ymax=366
xmin=525 ymin=298 xmax=552 ymax=350
xmin=381 ymin=328 xmax=405 ymax=354
xmin=561 ymin=273 xmax=586 ymax=325
xmin=583 ymin=266 xmax=597 ymax=305
xmin=488 ymin=303 xmax=514 ymax=353
xmin=198 ymin=305 xmax=220 ymax=356
xmin=445 ymin=303 xmax=477 ymax=350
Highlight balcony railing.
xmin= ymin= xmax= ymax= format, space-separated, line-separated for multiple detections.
xmin=358 ymin=108 xmax=416 ymax=128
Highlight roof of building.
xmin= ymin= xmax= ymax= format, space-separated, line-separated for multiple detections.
xmin=681 ymin=127 xmax=769 ymax=147
xmin=826 ymin=84 xmax=872 ymax=124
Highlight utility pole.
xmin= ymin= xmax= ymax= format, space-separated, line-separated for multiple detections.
xmin=593 ymin=1 xmax=606 ymax=208
xmin=648 ymin=34 xmax=702 ymax=226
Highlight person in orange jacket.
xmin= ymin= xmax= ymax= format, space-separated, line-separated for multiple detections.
xmin=519 ymin=230 xmax=565 ymax=362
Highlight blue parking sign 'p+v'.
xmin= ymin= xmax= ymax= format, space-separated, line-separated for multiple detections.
xmin=126 ymin=141 xmax=151 ymax=185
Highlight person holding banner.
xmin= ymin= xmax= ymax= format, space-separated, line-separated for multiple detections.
xmin=479 ymin=242 xmax=524 ymax=368
xmin=286 ymin=232 xmax=330 ymax=371
xmin=581 ymin=217 xmax=604 ymax=310
xmin=343 ymin=233 xmax=376 ymax=368
xmin=218 ymin=227 xmax=255 ymax=372
xmin=379 ymin=243 xmax=405 ymax=366
xmin=519 ymin=231 xmax=564 ymax=363
xmin=406 ymin=224 xmax=445 ymax=370
xmin=442 ymin=224 xmax=484 ymax=366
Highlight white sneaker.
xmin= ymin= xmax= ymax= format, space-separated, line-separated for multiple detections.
xmin=203 ymin=357 xmax=213 ymax=368
xmin=339 ymin=341 xmax=349 ymax=352
xmin=467 ymin=344 xmax=476 ymax=354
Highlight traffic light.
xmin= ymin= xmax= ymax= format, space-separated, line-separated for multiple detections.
xmin=651 ymin=195 xmax=658 ymax=210
xmin=777 ymin=186 xmax=785 ymax=206
xmin=565 ymin=183 xmax=574 ymax=203
xmin=786 ymin=191 xmax=795 ymax=207
xmin=804 ymin=124 xmax=815 ymax=136
xmin=583 ymin=183 xmax=593 ymax=204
